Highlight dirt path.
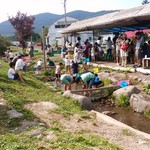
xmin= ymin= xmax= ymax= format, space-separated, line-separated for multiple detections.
xmin=25 ymin=102 xmax=150 ymax=150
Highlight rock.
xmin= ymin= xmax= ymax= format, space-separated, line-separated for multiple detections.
xmin=30 ymin=129 xmax=43 ymax=138
xmin=7 ymin=109 xmax=24 ymax=119
xmin=130 ymin=94 xmax=150 ymax=113
xmin=63 ymin=91 xmax=92 ymax=110
xmin=0 ymin=98 xmax=7 ymax=106
xmin=102 ymin=111 xmax=117 ymax=116
xmin=99 ymin=72 xmax=110 ymax=80
xmin=113 ymin=86 xmax=140 ymax=99
xmin=46 ymin=131 xmax=57 ymax=141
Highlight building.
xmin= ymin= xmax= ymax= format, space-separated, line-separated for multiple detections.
xmin=47 ymin=16 xmax=93 ymax=47
xmin=47 ymin=17 xmax=78 ymax=46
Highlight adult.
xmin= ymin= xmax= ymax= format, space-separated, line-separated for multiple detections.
xmin=120 ymin=37 xmax=129 ymax=67
xmin=29 ymin=45 xmax=34 ymax=58
xmin=135 ymin=32 xmax=144 ymax=67
xmin=106 ymin=37 xmax=113 ymax=60
xmin=60 ymin=74 xmax=73 ymax=91
xmin=115 ymin=35 xmax=122 ymax=65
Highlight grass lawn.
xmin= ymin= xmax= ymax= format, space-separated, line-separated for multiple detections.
xmin=0 ymin=48 xmax=120 ymax=150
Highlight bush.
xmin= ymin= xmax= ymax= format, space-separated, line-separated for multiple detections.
xmin=115 ymin=94 xmax=130 ymax=107
xmin=143 ymin=84 xmax=150 ymax=95
xmin=0 ymin=35 xmax=11 ymax=55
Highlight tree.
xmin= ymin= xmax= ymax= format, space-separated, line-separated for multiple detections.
xmin=142 ymin=0 xmax=149 ymax=4
xmin=0 ymin=35 xmax=10 ymax=55
xmin=9 ymin=11 xmax=35 ymax=53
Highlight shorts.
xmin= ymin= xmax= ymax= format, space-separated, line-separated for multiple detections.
xmin=55 ymin=74 xmax=60 ymax=79
xmin=93 ymin=80 xmax=102 ymax=86
xmin=14 ymin=74 xmax=19 ymax=80
xmin=116 ymin=50 xmax=120 ymax=57
xmin=135 ymin=49 xmax=140 ymax=59
xmin=65 ymin=66 xmax=70 ymax=70
xmin=87 ymin=78 xmax=95 ymax=88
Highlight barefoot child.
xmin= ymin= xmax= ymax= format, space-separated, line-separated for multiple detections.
xmin=8 ymin=62 xmax=23 ymax=81
xmin=55 ymin=62 xmax=63 ymax=87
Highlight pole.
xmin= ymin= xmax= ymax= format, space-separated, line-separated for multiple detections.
xmin=64 ymin=0 xmax=67 ymax=44
xmin=42 ymin=26 xmax=46 ymax=71
xmin=64 ymin=0 xmax=67 ymax=28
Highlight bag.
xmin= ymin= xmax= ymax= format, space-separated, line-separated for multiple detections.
xmin=121 ymin=43 xmax=128 ymax=51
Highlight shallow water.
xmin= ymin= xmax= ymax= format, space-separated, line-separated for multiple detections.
xmin=92 ymin=101 xmax=150 ymax=134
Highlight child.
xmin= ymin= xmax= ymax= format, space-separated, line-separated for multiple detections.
xmin=8 ymin=62 xmax=24 ymax=82
xmin=93 ymin=74 xmax=102 ymax=87
xmin=60 ymin=74 xmax=73 ymax=91
xmin=91 ymin=46 xmax=95 ymax=62
xmin=64 ymin=55 xmax=71 ymax=74
xmin=55 ymin=62 xmax=63 ymax=87
xmin=72 ymin=61 xmax=78 ymax=75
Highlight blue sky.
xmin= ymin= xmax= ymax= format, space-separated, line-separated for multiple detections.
xmin=0 ymin=0 xmax=144 ymax=23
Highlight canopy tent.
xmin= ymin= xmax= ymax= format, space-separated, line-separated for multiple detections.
xmin=61 ymin=4 xmax=150 ymax=34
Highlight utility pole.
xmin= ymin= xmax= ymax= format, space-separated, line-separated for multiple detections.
xmin=62 ymin=0 xmax=67 ymax=45
xmin=42 ymin=26 xmax=46 ymax=71
xmin=64 ymin=0 xmax=67 ymax=28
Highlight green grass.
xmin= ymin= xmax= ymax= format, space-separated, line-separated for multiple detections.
xmin=0 ymin=53 xmax=121 ymax=149
xmin=144 ymin=109 xmax=150 ymax=119
xmin=122 ymin=129 xmax=133 ymax=136
xmin=114 ymin=94 xmax=130 ymax=107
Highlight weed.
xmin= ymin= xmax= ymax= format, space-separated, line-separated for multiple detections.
xmin=115 ymin=94 xmax=130 ymax=107
xmin=143 ymin=84 xmax=150 ymax=95
xmin=103 ymin=78 xmax=112 ymax=86
xmin=122 ymin=129 xmax=133 ymax=136
xmin=144 ymin=109 xmax=150 ymax=119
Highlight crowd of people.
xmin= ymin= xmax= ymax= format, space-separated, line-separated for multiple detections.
xmin=61 ymin=32 xmax=150 ymax=67
xmin=2 ymin=31 xmax=150 ymax=95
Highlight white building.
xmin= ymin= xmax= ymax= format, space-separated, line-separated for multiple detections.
xmin=47 ymin=16 xmax=93 ymax=47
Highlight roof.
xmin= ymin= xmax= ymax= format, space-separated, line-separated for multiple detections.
xmin=62 ymin=4 xmax=150 ymax=34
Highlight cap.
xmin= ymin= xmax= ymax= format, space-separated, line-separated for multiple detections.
xmin=17 ymin=52 xmax=23 ymax=57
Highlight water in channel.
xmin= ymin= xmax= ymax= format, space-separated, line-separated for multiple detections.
xmin=92 ymin=101 xmax=150 ymax=134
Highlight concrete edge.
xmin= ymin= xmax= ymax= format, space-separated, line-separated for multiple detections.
xmin=89 ymin=62 xmax=150 ymax=74
xmin=92 ymin=110 xmax=150 ymax=140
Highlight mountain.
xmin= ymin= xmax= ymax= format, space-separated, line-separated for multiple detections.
xmin=0 ymin=10 xmax=117 ymax=36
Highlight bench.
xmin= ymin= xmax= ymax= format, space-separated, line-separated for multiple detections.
xmin=142 ymin=57 xmax=150 ymax=69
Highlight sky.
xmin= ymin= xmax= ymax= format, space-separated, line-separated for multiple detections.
xmin=0 ymin=0 xmax=144 ymax=23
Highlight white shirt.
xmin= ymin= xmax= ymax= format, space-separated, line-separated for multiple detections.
xmin=64 ymin=58 xmax=70 ymax=66
xmin=74 ymin=52 xmax=81 ymax=63
xmin=91 ymin=47 xmax=95 ymax=56
xmin=15 ymin=59 xmax=25 ymax=70
xmin=9 ymin=52 xmax=14 ymax=59
xmin=8 ymin=68 xmax=15 ymax=79
xmin=37 ymin=60 xmax=42 ymax=67
xmin=106 ymin=40 xmax=113 ymax=49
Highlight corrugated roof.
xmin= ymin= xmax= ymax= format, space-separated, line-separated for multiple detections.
xmin=62 ymin=4 xmax=150 ymax=34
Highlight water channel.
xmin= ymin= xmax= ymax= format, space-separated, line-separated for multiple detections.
xmin=64 ymin=84 xmax=150 ymax=134
xmin=92 ymin=101 xmax=150 ymax=134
